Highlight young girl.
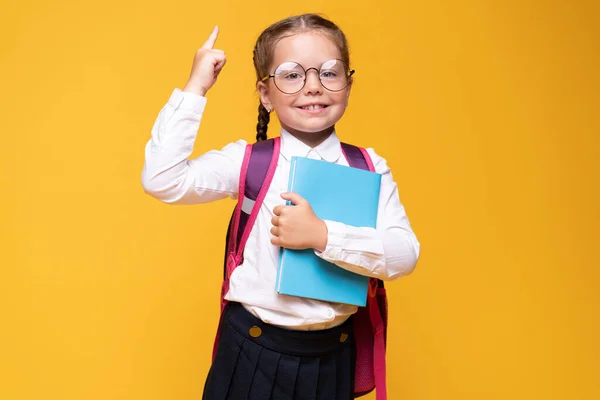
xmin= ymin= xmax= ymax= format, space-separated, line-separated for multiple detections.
xmin=142 ymin=14 xmax=420 ymax=400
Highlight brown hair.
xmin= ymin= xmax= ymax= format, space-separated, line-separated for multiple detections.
xmin=253 ymin=14 xmax=351 ymax=142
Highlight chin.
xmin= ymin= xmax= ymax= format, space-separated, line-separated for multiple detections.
xmin=285 ymin=118 xmax=338 ymax=134
xmin=300 ymin=124 xmax=334 ymax=133
xmin=287 ymin=125 xmax=333 ymax=135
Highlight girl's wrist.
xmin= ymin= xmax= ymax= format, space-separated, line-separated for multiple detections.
xmin=183 ymin=81 xmax=207 ymax=97
xmin=313 ymin=219 xmax=328 ymax=252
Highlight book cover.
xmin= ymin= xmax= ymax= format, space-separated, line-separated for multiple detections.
xmin=275 ymin=156 xmax=381 ymax=306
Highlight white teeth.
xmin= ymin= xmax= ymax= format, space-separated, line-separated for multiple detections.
xmin=302 ymin=105 xmax=325 ymax=110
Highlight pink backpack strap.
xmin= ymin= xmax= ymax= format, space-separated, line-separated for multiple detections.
xmin=227 ymin=137 xmax=280 ymax=280
xmin=212 ymin=137 xmax=280 ymax=360
xmin=235 ymin=138 xmax=280 ymax=263
xmin=369 ymin=280 xmax=387 ymax=400
xmin=363 ymin=149 xmax=387 ymax=400
xmin=341 ymin=143 xmax=388 ymax=400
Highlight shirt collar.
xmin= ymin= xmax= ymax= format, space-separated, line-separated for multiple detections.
xmin=279 ymin=128 xmax=342 ymax=163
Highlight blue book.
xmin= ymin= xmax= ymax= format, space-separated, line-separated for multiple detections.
xmin=275 ymin=156 xmax=381 ymax=306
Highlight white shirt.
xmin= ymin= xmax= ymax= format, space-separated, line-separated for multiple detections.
xmin=142 ymin=88 xmax=420 ymax=330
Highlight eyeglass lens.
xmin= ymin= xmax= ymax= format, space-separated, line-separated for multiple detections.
xmin=273 ymin=59 xmax=351 ymax=94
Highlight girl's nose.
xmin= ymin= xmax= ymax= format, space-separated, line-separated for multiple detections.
xmin=303 ymin=70 xmax=323 ymax=94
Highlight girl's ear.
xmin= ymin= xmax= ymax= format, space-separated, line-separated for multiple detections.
xmin=257 ymin=81 xmax=272 ymax=111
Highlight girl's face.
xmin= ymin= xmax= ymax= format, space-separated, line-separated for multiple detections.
xmin=257 ymin=31 xmax=352 ymax=146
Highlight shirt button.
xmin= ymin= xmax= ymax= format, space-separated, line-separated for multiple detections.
xmin=340 ymin=333 xmax=348 ymax=343
xmin=249 ymin=326 xmax=262 ymax=338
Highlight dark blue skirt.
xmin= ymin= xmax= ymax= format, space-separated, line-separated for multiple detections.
xmin=203 ymin=302 xmax=355 ymax=400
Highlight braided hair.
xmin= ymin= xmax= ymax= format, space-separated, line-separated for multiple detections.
xmin=256 ymin=103 xmax=270 ymax=142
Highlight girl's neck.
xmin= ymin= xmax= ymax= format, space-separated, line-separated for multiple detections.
xmin=282 ymin=124 xmax=335 ymax=148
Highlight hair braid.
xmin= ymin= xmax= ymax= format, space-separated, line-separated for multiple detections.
xmin=256 ymin=103 xmax=270 ymax=142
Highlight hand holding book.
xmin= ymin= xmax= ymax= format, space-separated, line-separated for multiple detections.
xmin=270 ymin=192 xmax=328 ymax=252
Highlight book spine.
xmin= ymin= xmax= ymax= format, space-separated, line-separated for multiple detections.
xmin=286 ymin=157 xmax=298 ymax=206
xmin=276 ymin=157 xmax=297 ymax=291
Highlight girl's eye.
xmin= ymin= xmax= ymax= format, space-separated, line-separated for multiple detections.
xmin=284 ymin=72 xmax=303 ymax=80
xmin=320 ymin=71 xmax=338 ymax=79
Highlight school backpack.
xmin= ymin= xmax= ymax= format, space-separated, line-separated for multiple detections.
xmin=212 ymin=137 xmax=388 ymax=399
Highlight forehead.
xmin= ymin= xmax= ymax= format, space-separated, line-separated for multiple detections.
xmin=271 ymin=31 xmax=342 ymax=68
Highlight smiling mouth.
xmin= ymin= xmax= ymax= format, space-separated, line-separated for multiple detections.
xmin=298 ymin=105 xmax=329 ymax=110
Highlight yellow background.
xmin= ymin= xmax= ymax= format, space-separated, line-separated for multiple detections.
xmin=1 ymin=0 xmax=598 ymax=399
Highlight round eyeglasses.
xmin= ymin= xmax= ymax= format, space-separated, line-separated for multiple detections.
xmin=261 ymin=59 xmax=355 ymax=94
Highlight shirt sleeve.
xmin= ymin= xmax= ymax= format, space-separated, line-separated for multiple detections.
xmin=141 ymin=88 xmax=247 ymax=204
xmin=314 ymin=148 xmax=420 ymax=281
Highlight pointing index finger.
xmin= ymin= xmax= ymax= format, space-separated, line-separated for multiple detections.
xmin=201 ymin=26 xmax=219 ymax=49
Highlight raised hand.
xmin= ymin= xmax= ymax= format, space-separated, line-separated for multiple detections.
xmin=183 ymin=26 xmax=227 ymax=96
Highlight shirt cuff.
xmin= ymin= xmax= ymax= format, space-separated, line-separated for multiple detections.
xmin=314 ymin=220 xmax=348 ymax=261
xmin=168 ymin=88 xmax=207 ymax=115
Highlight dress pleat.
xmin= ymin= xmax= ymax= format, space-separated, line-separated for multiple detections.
xmin=203 ymin=325 xmax=244 ymax=400
xmin=335 ymin=347 xmax=352 ymax=400
xmin=292 ymin=357 xmax=320 ymax=400
xmin=248 ymin=347 xmax=280 ymax=400
xmin=270 ymin=354 xmax=300 ymax=400
xmin=315 ymin=353 xmax=336 ymax=400
xmin=226 ymin=337 xmax=262 ymax=400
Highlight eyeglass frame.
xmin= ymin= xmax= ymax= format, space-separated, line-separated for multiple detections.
xmin=260 ymin=59 xmax=356 ymax=94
